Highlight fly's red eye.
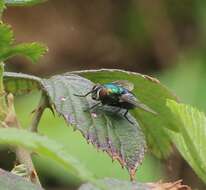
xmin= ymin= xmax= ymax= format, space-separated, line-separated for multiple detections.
xmin=92 ymin=84 xmax=101 ymax=91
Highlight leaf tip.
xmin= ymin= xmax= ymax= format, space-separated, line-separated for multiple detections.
xmin=129 ymin=168 xmax=136 ymax=181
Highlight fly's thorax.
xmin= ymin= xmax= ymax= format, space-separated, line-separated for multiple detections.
xmin=103 ymin=83 xmax=124 ymax=95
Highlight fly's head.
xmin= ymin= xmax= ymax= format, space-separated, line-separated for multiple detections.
xmin=91 ymin=84 xmax=103 ymax=101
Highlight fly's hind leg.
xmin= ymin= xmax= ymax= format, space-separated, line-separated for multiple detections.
xmin=116 ymin=107 xmax=121 ymax=113
xmin=123 ymin=110 xmax=134 ymax=124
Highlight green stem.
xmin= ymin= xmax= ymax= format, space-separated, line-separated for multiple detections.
xmin=0 ymin=62 xmax=7 ymax=120
xmin=5 ymin=94 xmax=42 ymax=187
xmin=29 ymin=93 xmax=48 ymax=132
xmin=15 ymin=147 xmax=42 ymax=186
xmin=0 ymin=63 xmax=4 ymax=92
xmin=0 ymin=1 xmax=5 ymax=20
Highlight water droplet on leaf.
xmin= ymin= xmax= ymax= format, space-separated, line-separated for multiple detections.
xmin=60 ymin=96 xmax=66 ymax=101
xmin=91 ymin=112 xmax=97 ymax=118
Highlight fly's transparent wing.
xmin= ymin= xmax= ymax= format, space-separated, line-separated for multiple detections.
xmin=112 ymin=80 xmax=134 ymax=91
xmin=120 ymin=93 xmax=157 ymax=115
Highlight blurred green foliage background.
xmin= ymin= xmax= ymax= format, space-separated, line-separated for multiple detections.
xmin=1 ymin=0 xmax=206 ymax=189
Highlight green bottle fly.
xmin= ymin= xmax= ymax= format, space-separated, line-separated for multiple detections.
xmin=74 ymin=80 xmax=157 ymax=124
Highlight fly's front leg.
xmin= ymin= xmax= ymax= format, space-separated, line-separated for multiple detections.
xmin=73 ymin=90 xmax=93 ymax=97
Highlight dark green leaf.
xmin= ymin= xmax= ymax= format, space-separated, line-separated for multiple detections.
xmin=41 ymin=74 xmax=147 ymax=180
xmin=5 ymin=0 xmax=47 ymax=6
xmin=0 ymin=127 xmax=95 ymax=182
xmin=0 ymin=42 xmax=48 ymax=63
xmin=74 ymin=69 xmax=178 ymax=158
xmin=0 ymin=168 xmax=44 ymax=190
xmin=166 ymin=100 xmax=206 ymax=183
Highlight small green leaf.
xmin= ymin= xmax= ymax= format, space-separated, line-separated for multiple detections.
xmin=11 ymin=164 xmax=28 ymax=178
xmin=0 ymin=127 xmax=95 ymax=182
xmin=75 ymin=69 xmax=179 ymax=158
xmin=0 ymin=23 xmax=47 ymax=63
xmin=166 ymin=100 xmax=206 ymax=183
xmin=0 ymin=23 xmax=14 ymax=50
xmin=5 ymin=0 xmax=47 ymax=6
xmin=0 ymin=42 xmax=48 ymax=63
xmin=3 ymin=72 xmax=42 ymax=95
xmin=0 ymin=168 xmax=44 ymax=190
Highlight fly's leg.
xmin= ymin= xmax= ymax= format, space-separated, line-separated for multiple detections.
xmin=88 ymin=102 xmax=102 ymax=110
xmin=84 ymin=102 xmax=102 ymax=112
xmin=123 ymin=110 xmax=134 ymax=124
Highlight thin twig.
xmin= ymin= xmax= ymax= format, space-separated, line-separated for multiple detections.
xmin=29 ymin=93 xmax=48 ymax=132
